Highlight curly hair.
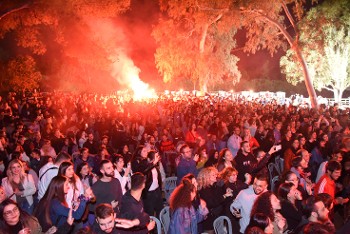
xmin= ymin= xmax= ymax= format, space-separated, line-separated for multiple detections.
xmin=218 ymin=166 xmax=238 ymax=183
xmin=197 ymin=167 xmax=218 ymax=190
xmin=169 ymin=179 xmax=195 ymax=211
xmin=251 ymin=191 xmax=275 ymax=222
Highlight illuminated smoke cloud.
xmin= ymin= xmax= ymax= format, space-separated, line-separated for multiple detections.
xmin=87 ymin=18 xmax=156 ymax=100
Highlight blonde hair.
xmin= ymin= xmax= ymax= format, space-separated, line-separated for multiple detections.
xmin=6 ymin=159 xmax=27 ymax=189
xmin=197 ymin=167 xmax=218 ymax=190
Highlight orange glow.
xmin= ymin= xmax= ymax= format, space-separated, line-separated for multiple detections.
xmin=110 ymin=50 xmax=157 ymax=102
xmin=128 ymin=73 xmax=157 ymax=101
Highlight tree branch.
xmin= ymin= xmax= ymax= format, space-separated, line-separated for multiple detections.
xmin=323 ymin=86 xmax=334 ymax=92
xmin=241 ymin=9 xmax=294 ymax=47
xmin=0 ymin=3 xmax=31 ymax=21
xmin=280 ymin=0 xmax=297 ymax=33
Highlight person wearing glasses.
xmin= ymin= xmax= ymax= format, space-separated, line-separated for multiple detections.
xmin=0 ymin=199 xmax=43 ymax=234
xmin=176 ymin=144 xmax=198 ymax=185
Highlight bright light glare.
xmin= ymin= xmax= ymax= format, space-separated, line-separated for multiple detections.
xmin=129 ymin=74 xmax=157 ymax=101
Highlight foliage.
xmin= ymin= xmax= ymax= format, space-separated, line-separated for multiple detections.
xmin=153 ymin=0 xmax=319 ymax=106
xmin=3 ymin=55 xmax=42 ymax=91
xmin=153 ymin=0 xmax=241 ymax=92
xmin=280 ymin=0 xmax=350 ymax=102
xmin=0 ymin=0 xmax=131 ymax=91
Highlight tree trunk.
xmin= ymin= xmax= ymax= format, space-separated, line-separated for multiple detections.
xmin=293 ymin=46 xmax=318 ymax=108
xmin=253 ymin=11 xmax=319 ymax=108
xmin=334 ymin=89 xmax=344 ymax=105
xmin=199 ymin=78 xmax=208 ymax=94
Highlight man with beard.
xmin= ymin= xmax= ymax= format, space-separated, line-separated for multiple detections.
xmin=315 ymin=160 xmax=349 ymax=205
xmin=92 ymin=203 xmax=141 ymax=234
xmin=234 ymin=141 xmax=257 ymax=182
xmin=230 ymin=173 xmax=269 ymax=233
xmin=294 ymin=196 xmax=335 ymax=234
xmin=92 ymin=160 xmax=123 ymax=214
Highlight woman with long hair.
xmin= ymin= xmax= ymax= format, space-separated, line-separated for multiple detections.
xmin=35 ymin=175 xmax=89 ymax=232
xmin=0 ymin=199 xmax=46 ymax=234
xmin=2 ymin=159 xmax=36 ymax=214
xmin=169 ymin=179 xmax=208 ymax=234
xmin=216 ymin=148 xmax=235 ymax=172
xmin=204 ymin=149 xmax=219 ymax=168
xmin=112 ymin=154 xmax=131 ymax=195
xmin=197 ymin=167 xmax=233 ymax=233
xmin=251 ymin=191 xmax=287 ymax=234
xmin=245 ymin=213 xmax=274 ymax=234
xmin=277 ymin=183 xmax=303 ymax=232
xmin=185 ymin=123 xmax=200 ymax=149
xmin=76 ymin=162 xmax=98 ymax=189
xmin=58 ymin=161 xmax=84 ymax=209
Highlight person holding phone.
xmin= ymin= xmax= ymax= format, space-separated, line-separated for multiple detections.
xmin=112 ymin=155 xmax=131 ymax=195
xmin=132 ymin=149 xmax=163 ymax=217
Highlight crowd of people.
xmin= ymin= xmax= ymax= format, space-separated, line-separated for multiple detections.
xmin=0 ymin=90 xmax=349 ymax=233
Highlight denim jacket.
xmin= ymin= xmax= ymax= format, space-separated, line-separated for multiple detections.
xmin=169 ymin=205 xmax=208 ymax=234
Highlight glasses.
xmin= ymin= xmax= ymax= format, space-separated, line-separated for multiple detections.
xmin=3 ymin=207 xmax=19 ymax=217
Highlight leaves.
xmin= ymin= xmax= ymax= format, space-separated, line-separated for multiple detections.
xmin=6 ymin=55 xmax=42 ymax=91
xmin=0 ymin=0 xmax=131 ymax=91
xmin=153 ymin=0 xmax=241 ymax=91
xmin=280 ymin=0 xmax=350 ymax=101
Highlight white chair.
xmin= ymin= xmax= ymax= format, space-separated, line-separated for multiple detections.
xmin=164 ymin=176 xmax=177 ymax=203
xmin=213 ymin=215 xmax=232 ymax=234
xmin=159 ymin=206 xmax=170 ymax=234
xmin=150 ymin=216 xmax=162 ymax=234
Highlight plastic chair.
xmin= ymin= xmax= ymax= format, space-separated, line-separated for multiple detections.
xmin=271 ymin=175 xmax=280 ymax=192
xmin=268 ymin=163 xmax=279 ymax=183
xmin=150 ymin=216 xmax=162 ymax=234
xmin=275 ymin=156 xmax=284 ymax=174
xmin=159 ymin=206 xmax=170 ymax=234
xmin=164 ymin=176 xmax=177 ymax=203
xmin=213 ymin=215 xmax=232 ymax=234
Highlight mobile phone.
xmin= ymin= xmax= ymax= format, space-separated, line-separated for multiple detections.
xmin=275 ymin=145 xmax=282 ymax=151
xmin=232 ymin=206 xmax=240 ymax=214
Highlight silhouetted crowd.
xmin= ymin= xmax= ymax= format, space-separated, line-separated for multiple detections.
xmin=0 ymin=91 xmax=349 ymax=234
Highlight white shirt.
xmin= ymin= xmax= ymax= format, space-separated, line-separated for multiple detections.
xmin=38 ymin=163 xmax=59 ymax=200
xmin=114 ymin=168 xmax=131 ymax=195
xmin=149 ymin=167 xmax=159 ymax=191
xmin=316 ymin=161 xmax=327 ymax=183
xmin=231 ymin=186 xmax=265 ymax=233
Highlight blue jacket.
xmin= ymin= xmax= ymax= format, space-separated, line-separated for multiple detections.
xmin=176 ymin=157 xmax=198 ymax=185
xmin=50 ymin=198 xmax=87 ymax=228
xmin=169 ymin=206 xmax=207 ymax=234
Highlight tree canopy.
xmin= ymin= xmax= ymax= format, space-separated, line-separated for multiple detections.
xmin=153 ymin=0 xmax=241 ymax=93
xmin=153 ymin=0 xmax=319 ymax=106
xmin=280 ymin=0 xmax=350 ymax=103
xmin=0 ymin=0 xmax=130 ymax=91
